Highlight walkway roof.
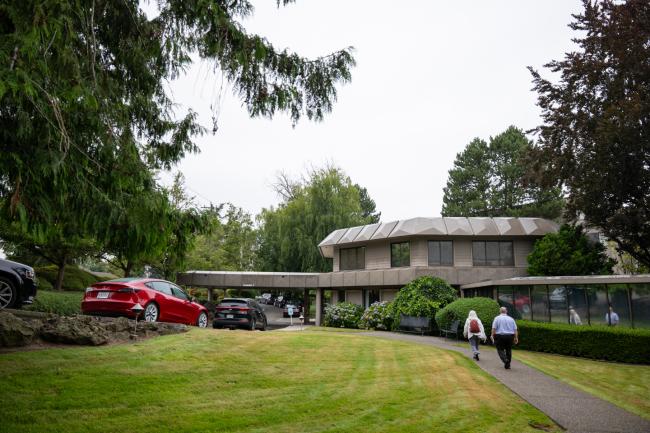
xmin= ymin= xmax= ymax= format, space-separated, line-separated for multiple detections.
xmin=460 ymin=274 xmax=650 ymax=290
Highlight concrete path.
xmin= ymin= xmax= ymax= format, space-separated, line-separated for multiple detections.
xmin=361 ymin=332 xmax=650 ymax=433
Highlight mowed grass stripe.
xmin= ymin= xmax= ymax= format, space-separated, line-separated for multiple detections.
xmin=0 ymin=329 xmax=559 ymax=433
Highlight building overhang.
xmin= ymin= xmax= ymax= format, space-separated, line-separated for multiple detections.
xmin=460 ymin=274 xmax=650 ymax=290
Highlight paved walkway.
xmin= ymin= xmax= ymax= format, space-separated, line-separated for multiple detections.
xmin=361 ymin=332 xmax=650 ymax=433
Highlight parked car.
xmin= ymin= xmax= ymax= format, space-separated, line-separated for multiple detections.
xmin=0 ymin=258 xmax=37 ymax=310
xmin=81 ymin=278 xmax=209 ymax=327
xmin=283 ymin=302 xmax=302 ymax=318
xmin=213 ymin=298 xmax=267 ymax=330
xmin=274 ymin=295 xmax=285 ymax=308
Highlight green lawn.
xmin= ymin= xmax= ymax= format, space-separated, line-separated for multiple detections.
xmin=0 ymin=330 xmax=559 ymax=433
xmin=514 ymin=350 xmax=650 ymax=420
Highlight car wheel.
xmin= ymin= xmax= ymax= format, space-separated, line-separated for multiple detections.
xmin=261 ymin=318 xmax=267 ymax=331
xmin=249 ymin=317 xmax=256 ymax=331
xmin=0 ymin=277 xmax=16 ymax=310
xmin=143 ymin=302 xmax=159 ymax=322
xmin=196 ymin=312 xmax=208 ymax=328
xmin=522 ymin=304 xmax=531 ymax=314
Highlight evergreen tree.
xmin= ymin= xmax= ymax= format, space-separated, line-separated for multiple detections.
xmin=529 ymin=0 xmax=650 ymax=267
xmin=442 ymin=126 xmax=563 ymax=219
xmin=527 ymin=225 xmax=615 ymax=276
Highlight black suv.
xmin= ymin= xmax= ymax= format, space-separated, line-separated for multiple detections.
xmin=213 ymin=298 xmax=267 ymax=331
xmin=0 ymin=258 xmax=37 ymax=310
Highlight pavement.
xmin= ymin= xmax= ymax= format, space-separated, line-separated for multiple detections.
xmin=360 ymin=332 xmax=650 ymax=433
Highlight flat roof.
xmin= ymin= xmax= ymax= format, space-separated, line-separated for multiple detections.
xmin=460 ymin=274 xmax=650 ymax=289
xmin=318 ymin=217 xmax=559 ymax=258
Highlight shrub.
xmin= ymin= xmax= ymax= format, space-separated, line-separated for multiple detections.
xmin=516 ymin=320 xmax=650 ymax=364
xmin=25 ymin=291 xmax=83 ymax=316
xmin=359 ymin=301 xmax=393 ymax=330
xmin=35 ymin=265 xmax=114 ymax=291
xmin=391 ymin=276 xmax=457 ymax=330
xmin=435 ymin=297 xmax=500 ymax=332
xmin=323 ymin=302 xmax=364 ymax=329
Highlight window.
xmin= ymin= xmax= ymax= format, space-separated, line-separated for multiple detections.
xmin=428 ymin=241 xmax=453 ymax=266
xmin=391 ymin=242 xmax=410 ymax=267
xmin=146 ymin=281 xmax=172 ymax=295
xmin=171 ymin=285 xmax=190 ymax=301
xmin=339 ymin=247 xmax=366 ymax=270
xmin=472 ymin=241 xmax=514 ymax=266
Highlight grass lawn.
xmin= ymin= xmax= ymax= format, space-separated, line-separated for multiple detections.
xmin=514 ymin=350 xmax=650 ymax=420
xmin=0 ymin=329 xmax=560 ymax=433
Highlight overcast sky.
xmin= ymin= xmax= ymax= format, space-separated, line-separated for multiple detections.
xmin=159 ymin=0 xmax=583 ymax=222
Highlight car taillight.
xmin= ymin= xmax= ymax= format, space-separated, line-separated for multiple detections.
xmin=118 ymin=287 xmax=140 ymax=293
xmin=238 ymin=307 xmax=251 ymax=312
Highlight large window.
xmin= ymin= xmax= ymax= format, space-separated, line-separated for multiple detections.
xmin=339 ymin=247 xmax=366 ymax=270
xmin=428 ymin=241 xmax=453 ymax=266
xmin=472 ymin=241 xmax=514 ymax=266
xmin=391 ymin=242 xmax=410 ymax=267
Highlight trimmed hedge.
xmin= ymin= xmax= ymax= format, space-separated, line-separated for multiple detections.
xmin=25 ymin=290 xmax=83 ymax=316
xmin=435 ymin=297 xmax=500 ymax=332
xmin=516 ymin=320 xmax=650 ymax=364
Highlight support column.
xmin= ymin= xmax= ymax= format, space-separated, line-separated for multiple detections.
xmin=315 ymin=288 xmax=323 ymax=326
xmin=207 ymin=288 xmax=214 ymax=302
xmin=303 ymin=288 xmax=310 ymax=321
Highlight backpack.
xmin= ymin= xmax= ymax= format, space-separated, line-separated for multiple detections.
xmin=469 ymin=319 xmax=480 ymax=333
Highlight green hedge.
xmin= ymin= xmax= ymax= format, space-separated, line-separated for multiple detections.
xmin=35 ymin=265 xmax=115 ymax=291
xmin=435 ymin=297 xmax=500 ymax=332
xmin=516 ymin=320 xmax=650 ymax=364
xmin=25 ymin=290 xmax=83 ymax=316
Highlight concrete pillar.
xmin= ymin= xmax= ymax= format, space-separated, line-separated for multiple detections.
xmin=315 ymin=288 xmax=323 ymax=326
xmin=303 ymin=289 xmax=310 ymax=321
xmin=207 ymin=288 xmax=214 ymax=302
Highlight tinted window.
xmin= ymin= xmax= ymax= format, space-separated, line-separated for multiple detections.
xmin=147 ymin=281 xmax=172 ymax=295
xmin=391 ymin=242 xmax=410 ymax=267
xmin=428 ymin=241 xmax=453 ymax=266
xmin=340 ymin=247 xmax=366 ymax=270
xmin=472 ymin=241 xmax=514 ymax=266
xmin=171 ymin=285 xmax=189 ymax=301
xmin=219 ymin=299 xmax=248 ymax=307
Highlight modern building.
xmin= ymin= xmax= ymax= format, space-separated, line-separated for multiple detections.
xmin=178 ymin=216 xmax=560 ymax=325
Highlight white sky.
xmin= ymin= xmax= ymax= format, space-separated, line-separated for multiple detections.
xmin=159 ymin=0 xmax=583 ymax=222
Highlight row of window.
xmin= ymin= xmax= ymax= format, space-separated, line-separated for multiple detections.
xmin=339 ymin=241 xmax=515 ymax=270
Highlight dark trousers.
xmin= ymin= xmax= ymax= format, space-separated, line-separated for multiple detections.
xmin=495 ymin=334 xmax=514 ymax=366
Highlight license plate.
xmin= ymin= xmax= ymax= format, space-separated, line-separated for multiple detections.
xmin=97 ymin=291 xmax=110 ymax=299
xmin=226 ymin=314 xmax=234 ymax=319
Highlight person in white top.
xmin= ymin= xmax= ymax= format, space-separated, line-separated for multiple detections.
xmin=463 ymin=310 xmax=487 ymax=361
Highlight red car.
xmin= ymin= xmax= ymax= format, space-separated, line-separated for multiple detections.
xmin=81 ymin=278 xmax=209 ymax=328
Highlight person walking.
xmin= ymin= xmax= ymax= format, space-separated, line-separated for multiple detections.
xmin=491 ymin=307 xmax=518 ymax=369
xmin=463 ymin=310 xmax=486 ymax=361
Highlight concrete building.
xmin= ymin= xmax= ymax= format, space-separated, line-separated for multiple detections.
xmin=178 ymin=217 xmax=559 ymax=326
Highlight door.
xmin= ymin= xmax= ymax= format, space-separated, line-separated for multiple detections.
xmin=146 ymin=281 xmax=178 ymax=322
xmin=170 ymin=284 xmax=197 ymax=324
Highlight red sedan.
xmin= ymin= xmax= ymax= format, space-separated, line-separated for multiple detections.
xmin=82 ymin=278 xmax=209 ymax=327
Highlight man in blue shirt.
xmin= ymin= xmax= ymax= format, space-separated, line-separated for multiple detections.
xmin=605 ymin=306 xmax=620 ymax=326
xmin=491 ymin=307 xmax=519 ymax=369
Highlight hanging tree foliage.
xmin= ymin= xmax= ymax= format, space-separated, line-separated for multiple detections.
xmin=0 ymin=0 xmax=355 ymax=278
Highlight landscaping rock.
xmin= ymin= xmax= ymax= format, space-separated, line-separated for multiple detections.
xmin=0 ymin=312 xmax=37 ymax=347
xmin=40 ymin=315 xmax=109 ymax=346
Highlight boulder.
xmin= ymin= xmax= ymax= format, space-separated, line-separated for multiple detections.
xmin=0 ymin=311 xmax=37 ymax=347
xmin=40 ymin=315 xmax=109 ymax=346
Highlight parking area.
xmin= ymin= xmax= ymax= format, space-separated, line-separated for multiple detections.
xmin=261 ymin=304 xmax=308 ymax=328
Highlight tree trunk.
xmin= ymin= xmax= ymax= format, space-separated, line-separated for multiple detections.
xmin=54 ymin=258 xmax=67 ymax=291
xmin=124 ymin=261 xmax=133 ymax=278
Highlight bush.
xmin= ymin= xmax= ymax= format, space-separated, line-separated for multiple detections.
xmin=35 ymin=265 xmax=113 ymax=291
xmin=516 ymin=320 xmax=650 ymax=364
xmin=25 ymin=291 xmax=83 ymax=316
xmin=391 ymin=276 xmax=457 ymax=330
xmin=359 ymin=301 xmax=393 ymax=330
xmin=323 ymin=302 xmax=364 ymax=329
xmin=435 ymin=297 xmax=500 ymax=332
